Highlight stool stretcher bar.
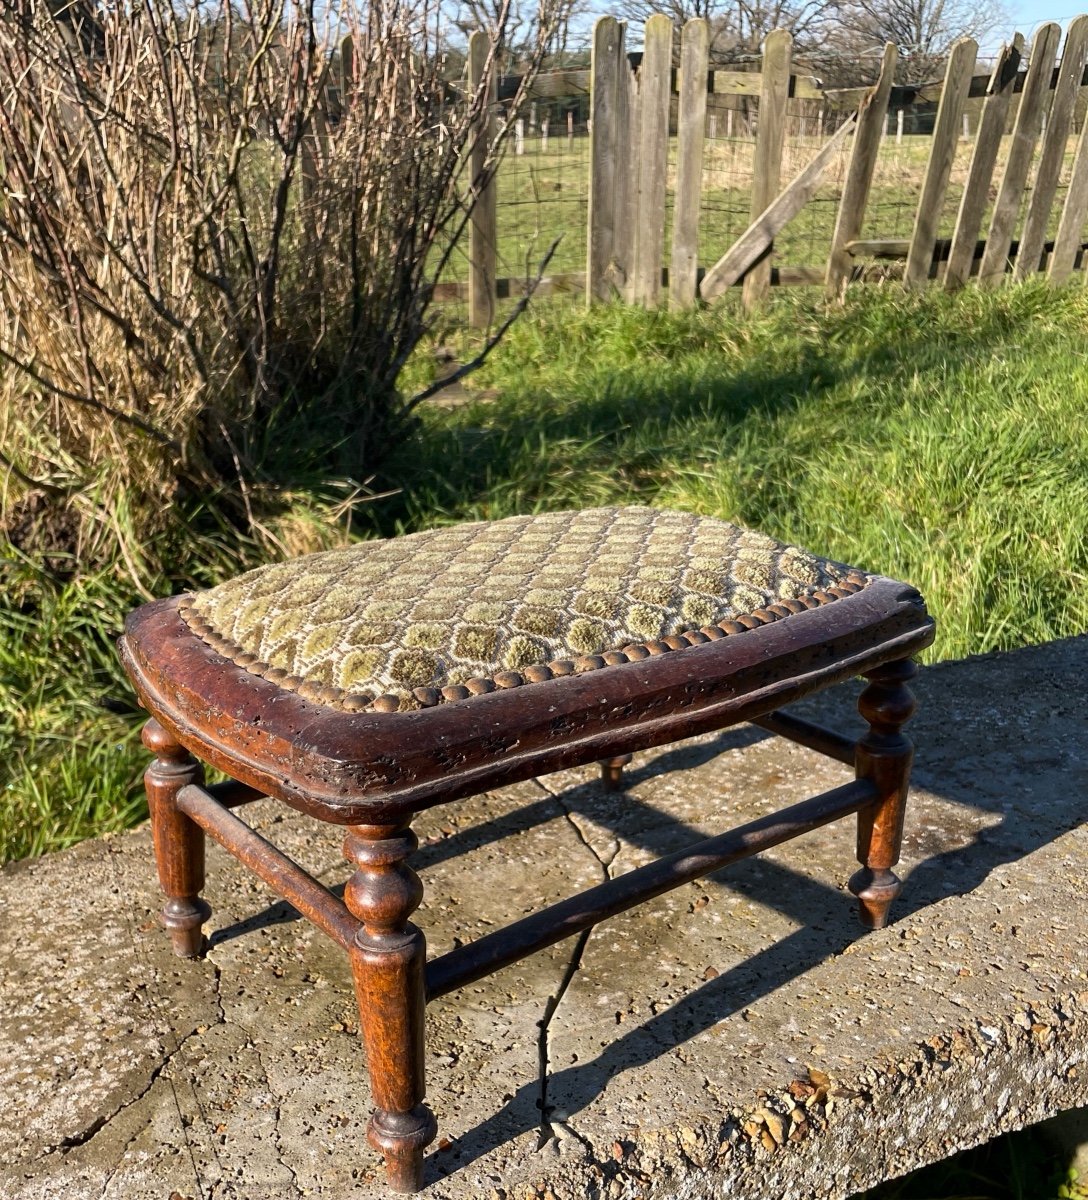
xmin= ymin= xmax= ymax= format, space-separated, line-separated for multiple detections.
xmin=177 ymin=784 xmax=360 ymax=951
xmin=752 ymin=709 xmax=857 ymax=765
xmin=425 ymin=776 xmax=879 ymax=999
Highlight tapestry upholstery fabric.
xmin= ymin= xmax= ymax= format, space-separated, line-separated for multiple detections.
xmin=181 ymin=507 xmax=871 ymax=713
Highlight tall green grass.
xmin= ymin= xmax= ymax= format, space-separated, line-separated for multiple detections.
xmin=3 ymin=282 xmax=1088 ymax=863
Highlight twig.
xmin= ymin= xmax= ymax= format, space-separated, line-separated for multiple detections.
xmin=404 ymin=236 xmax=561 ymax=413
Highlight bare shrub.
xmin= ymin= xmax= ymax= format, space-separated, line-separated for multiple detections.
xmin=0 ymin=0 xmax=559 ymax=566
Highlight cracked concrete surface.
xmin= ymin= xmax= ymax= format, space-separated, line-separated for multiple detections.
xmin=2 ymin=636 xmax=1087 ymax=1198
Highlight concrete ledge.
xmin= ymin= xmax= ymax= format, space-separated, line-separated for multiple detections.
xmin=1 ymin=636 xmax=1086 ymax=1199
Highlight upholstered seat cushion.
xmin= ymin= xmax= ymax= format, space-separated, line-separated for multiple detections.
xmin=180 ymin=507 xmax=870 ymax=713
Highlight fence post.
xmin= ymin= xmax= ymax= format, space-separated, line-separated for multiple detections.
xmin=904 ymin=37 xmax=977 ymax=289
xmin=468 ymin=30 xmax=497 ymax=328
xmin=1015 ymin=14 xmax=1088 ymax=279
xmin=632 ymin=14 xmax=673 ymax=306
xmin=587 ymin=16 xmax=631 ymax=303
xmin=946 ymin=34 xmax=1024 ymax=290
xmin=742 ymin=28 xmax=792 ymax=310
xmin=670 ymin=18 xmax=710 ymax=309
xmin=826 ymin=43 xmax=897 ymax=296
xmin=978 ymin=21 xmax=1061 ymax=287
xmin=1050 ymin=67 xmax=1088 ymax=280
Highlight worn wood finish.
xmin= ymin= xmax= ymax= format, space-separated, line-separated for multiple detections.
xmin=700 ymin=113 xmax=855 ymax=301
xmin=467 ymin=31 xmax=497 ymax=328
xmin=344 ymin=823 xmax=436 ymax=1192
xmin=143 ymin=719 xmax=211 ymax=958
xmin=849 ymin=657 xmax=918 ymax=929
xmin=979 ymin=22 xmax=1061 ymax=287
xmin=710 ymin=67 xmax=822 ymax=100
xmin=177 ymin=784 xmax=359 ymax=950
xmin=1049 ymin=104 xmax=1088 ymax=281
xmin=670 ymin=18 xmax=709 ymax=309
xmin=904 ymin=38 xmax=978 ymax=290
xmin=1016 ymin=16 xmax=1088 ymax=280
xmin=945 ymin=35 xmax=1025 ymax=290
xmin=500 ymin=62 xmax=823 ymax=103
xmin=599 ymin=753 xmax=634 ymax=790
xmin=426 ymin=777 xmax=878 ymax=1000
xmin=618 ymin=46 xmax=640 ymax=301
xmin=826 ymin=57 xmax=1088 ymax=111
xmin=124 ymin=536 xmax=935 ymax=1191
xmin=120 ymin=577 xmax=934 ymax=825
xmin=743 ymin=29 xmax=792 ymax=310
xmin=632 ymin=15 xmax=672 ymax=306
xmin=826 ymin=43 xmax=897 ymax=295
xmin=587 ymin=17 xmax=626 ymax=303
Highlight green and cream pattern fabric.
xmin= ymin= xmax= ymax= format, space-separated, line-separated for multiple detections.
xmin=180 ymin=507 xmax=870 ymax=712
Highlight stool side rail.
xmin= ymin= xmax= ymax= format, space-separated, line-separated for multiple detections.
xmin=424 ymin=776 xmax=878 ymax=999
xmin=176 ymin=783 xmax=360 ymax=951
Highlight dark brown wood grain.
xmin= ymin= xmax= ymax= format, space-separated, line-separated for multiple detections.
xmin=344 ymin=823 xmax=436 ymax=1191
xmin=177 ymin=783 xmax=359 ymax=950
xmin=122 ymin=564 xmax=934 ymax=1193
xmin=426 ymin=776 xmax=878 ymax=999
xmin=849 ymin=657 xmax=918 ymax=928
xmin=120 ymin=577 xmax=933 ymax=824
xmin=143 ymin=719 xmax=211 ymax=958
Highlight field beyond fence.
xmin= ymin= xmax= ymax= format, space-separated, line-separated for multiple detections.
xmin=438 ymin=15 xmax=1088 ymax=322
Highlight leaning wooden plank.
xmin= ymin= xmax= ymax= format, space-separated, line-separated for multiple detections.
xmin=1049 ymin=77 xmax=1088 ymax=281
xmin=826 ymin=44 xmax=898 ymax=295
xmin=587 ymin=17 xmax=624 ymax=305
xmin=468 ymin=32 xmax=498 ymax=328
xmin=904 ymin=38 xmax=978 ymax=290
xmin=978 ymin=22 xmax=1061 ymax=286
xmin=1016 ymin=15 xmax=1088 ymax=279
xmin=743 ymin=29 xmax=792 ymax=310
xmin=946 ymin=34 xmax=1024 ymax=290
xmin=632 ymin=14 xmax=673 ymax=306
xmin=702 ymin=114 xmax=857 ymax=301
xmin=670 ymin=18 xmax=710 ymax=309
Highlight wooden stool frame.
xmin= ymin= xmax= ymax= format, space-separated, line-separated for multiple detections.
xmin=121 ymin=576 xmax=933 ymax=1193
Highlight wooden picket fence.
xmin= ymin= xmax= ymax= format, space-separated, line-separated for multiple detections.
xmin=456 ymin=15 xmax=1088 ymax=323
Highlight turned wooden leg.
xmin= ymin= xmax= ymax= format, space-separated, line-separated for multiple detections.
xmin=849 ymin=658 xmax=918 ymax=930
xmin=344 ymin=823 xmax=437 ymax=1193
xmin=143 ymin=719 xmax=211 ymax=958
xmin=599 ymin=753 xmax=633 ymax=791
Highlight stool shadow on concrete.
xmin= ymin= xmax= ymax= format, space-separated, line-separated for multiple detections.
xmin=196 ymin=637 xmax=1087 ymax=1184
xmin=427 ymin=640 xmax=1088 ymax=1178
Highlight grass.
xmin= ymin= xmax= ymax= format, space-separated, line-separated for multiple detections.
xmin=3 ymin=281 xmax=1088 ymax=862
xmin=382 ymin=282 xmax=1088 ymax=665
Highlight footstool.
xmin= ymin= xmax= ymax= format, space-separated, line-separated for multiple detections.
xmin=118 ymin=506 xmax=934 ymax=1192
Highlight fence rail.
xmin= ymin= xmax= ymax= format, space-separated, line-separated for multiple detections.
xmin=453 ymin=14 xmax=1088 ymax=322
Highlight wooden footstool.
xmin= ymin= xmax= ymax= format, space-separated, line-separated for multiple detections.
xmin=119 ymin=506 xmax=934 ymax=1192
